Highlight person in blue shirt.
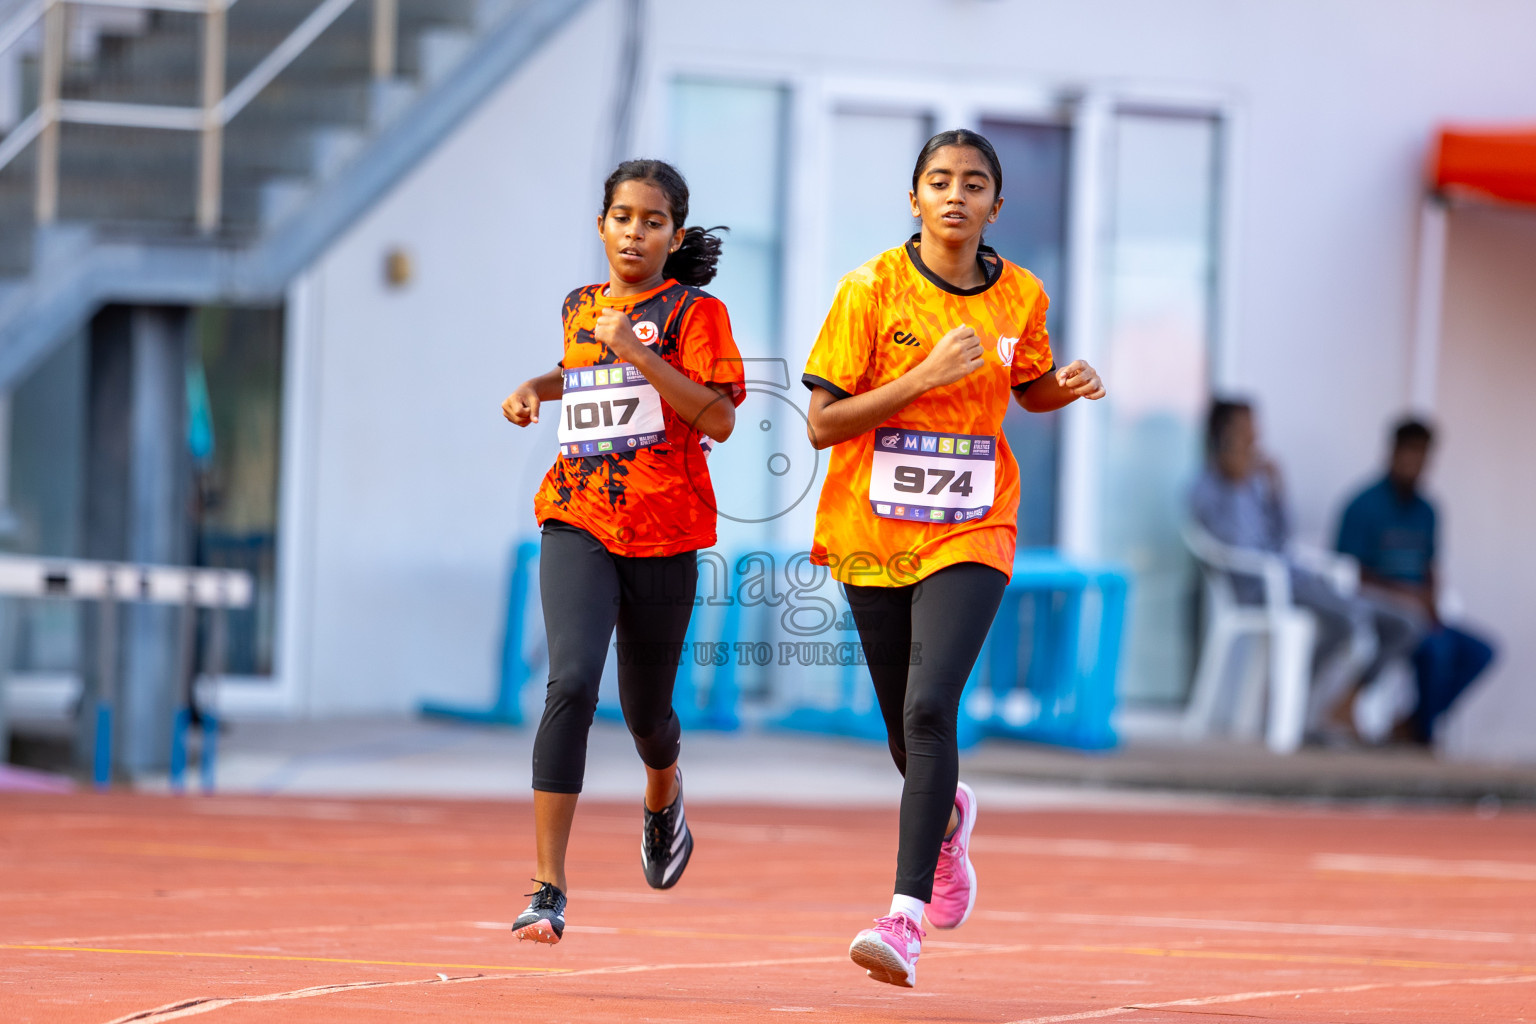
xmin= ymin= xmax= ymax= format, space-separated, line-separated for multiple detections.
xmin=1191 ymin=400 xmax=1422 ymax=740
xmin=1336 ymin=419 xmax=1495 ymax=745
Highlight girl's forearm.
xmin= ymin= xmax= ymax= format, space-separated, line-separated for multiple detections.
xmin=1016 ymin=373 xmax=1075 ymax=413
xmin=528 ymin=365 xmax=564 ymax=401
xmin=626 ymin=346 xmax=735 ymax=441
xmin=808 ymin=369 xmax=932 ymax=449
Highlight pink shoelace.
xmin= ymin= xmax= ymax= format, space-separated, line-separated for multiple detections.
xmin=871 ymin=913 xmax=926 ymax=943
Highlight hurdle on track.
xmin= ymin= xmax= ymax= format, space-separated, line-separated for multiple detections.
xmin=0 ymin=555 xmax=253 ymax=792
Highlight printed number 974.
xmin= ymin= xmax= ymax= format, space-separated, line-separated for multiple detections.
xmin=893 ymin=466 xmax=974 ymax=497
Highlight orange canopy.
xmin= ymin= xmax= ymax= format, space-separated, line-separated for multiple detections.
xmin=1432 ymin=126 xmax=1536 ymax=207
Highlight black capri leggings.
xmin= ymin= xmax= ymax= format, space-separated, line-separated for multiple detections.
xmin=531 ymin=519 xmax=698 ymax=794
xmin=844 ymin=561 xmax=1007 ymax=901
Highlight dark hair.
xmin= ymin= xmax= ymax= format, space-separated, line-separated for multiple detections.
xmin=911 ymin=129 xmax=1004 ymax=198
xmin=600 ymin=159 xmax=725 ymax=286
xmin=1206 ymin=398 xmax=1253 ymax=455
xmin=1393 ymin=417 xmax=1434 ymax=449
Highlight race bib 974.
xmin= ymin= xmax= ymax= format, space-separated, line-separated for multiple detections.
xmin=558 ymin=363 xmax=666 ymax=458
xmin=869 ymin=427 xmax=996 ymax=523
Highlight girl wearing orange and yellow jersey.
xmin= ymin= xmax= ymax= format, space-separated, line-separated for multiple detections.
xmin=502 ymin=160 xmax=745 ymax=944
xmin=803 ymin=130 xmax=1105 ymax=988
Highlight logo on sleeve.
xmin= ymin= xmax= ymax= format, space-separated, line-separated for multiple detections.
xmin=634 ymin=321 xmax=659 ymax=345
xmin=892 ymin=329 xmax=922 ymax=347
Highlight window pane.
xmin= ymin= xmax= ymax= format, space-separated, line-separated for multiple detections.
xmin=979 ymin=118 xmax=1071 ymax=548
xmin=193 ymin=306 xmax=285 ymax=676
xmin=1098 ymin=112 xmax=1220 ymax=704
xmin=826 ymin=110 xmax=931 ymax=300
xmin=669 ymin=80 xmax=787 ymax=355
xmin=668 ymin=80 xmax=789 ymax=544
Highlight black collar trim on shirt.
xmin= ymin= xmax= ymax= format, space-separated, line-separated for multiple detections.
xmin=904 ymin=233 xmax=1003 ymax=296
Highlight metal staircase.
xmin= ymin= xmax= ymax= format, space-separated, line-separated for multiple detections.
xmin=0 ymin=0 xmax=590 ymax=387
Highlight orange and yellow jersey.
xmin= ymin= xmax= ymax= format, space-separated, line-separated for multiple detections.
xmin=802 ymin=237 xmax=1053 ymax=586
xmin=533 ymin=279 xmax=745 ymax=557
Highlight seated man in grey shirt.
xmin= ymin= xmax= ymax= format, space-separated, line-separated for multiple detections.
xmin=1189 ymin=400 xmax=1423 ymax=741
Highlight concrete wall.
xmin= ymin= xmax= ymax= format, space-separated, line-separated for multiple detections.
xmin=279 ymin=0 xmax=620 ymax=714
xmin=270 ymin=0 xmax=1536 ymax=755
xmin=1434 ymin=205 xmax=1536 ymax=764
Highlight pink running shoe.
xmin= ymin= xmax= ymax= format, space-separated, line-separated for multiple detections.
xmin=925 ymin=780 xmax=978 ymax=929
xmin=848 ymin=913 xmax=924 ymax=988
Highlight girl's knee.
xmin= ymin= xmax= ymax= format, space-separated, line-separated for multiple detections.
xmin=544 ymin=671 xmax=601 ymax=714
xmin=904 ymin=687 xmax=960 ymax=732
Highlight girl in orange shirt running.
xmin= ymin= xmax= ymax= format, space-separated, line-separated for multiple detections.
xmin=803 ymin=129 xmax=1106 ymax=988
xmin=501 ymin=160 xmax=745 ymax=943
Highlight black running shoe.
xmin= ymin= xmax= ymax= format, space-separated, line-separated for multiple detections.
xmin=511 ymin=880 xmax=566 ymax=944
xmin=641 ymin=770 xmax=693 ymax=889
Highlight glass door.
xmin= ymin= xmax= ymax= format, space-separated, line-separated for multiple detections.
xmin=1094 ymin=109 xmax=1223 ymax=704
xmin=978 ymin=118 xmax=1071 ymax=549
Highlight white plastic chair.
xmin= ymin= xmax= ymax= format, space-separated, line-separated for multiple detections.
xmin=1181 ymin=523 xmax=1317 ymax=754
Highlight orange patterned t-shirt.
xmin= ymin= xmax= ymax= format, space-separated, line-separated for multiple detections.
xmin=802 ymin=237 xmax=1053 ymax=586
xmin=533 ymin=279 xmax=745 ymax=557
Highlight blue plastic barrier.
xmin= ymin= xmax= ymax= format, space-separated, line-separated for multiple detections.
xmin=418 ymin=539 xmax=539 ymax=726
xmin=962 ymin=551 xmax=1128 ymax=751
xmin=773 ymin=551 xmax=1129 ymax=752
xmin=421 ymin=539 xmax=1125 ymax=750
xmin=92 ymin=702 xmax=112 ymax=790
xmin=422 ymin=538 xmax=742 ymax=731
xmin=773 ymin=654 xmax=892 ymax=743
xmin=169 ymin=708 xmax=219 ymax=793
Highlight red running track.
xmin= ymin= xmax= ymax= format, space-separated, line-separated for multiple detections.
xmin=2 ymin=792 xmax=1535 ymax=1023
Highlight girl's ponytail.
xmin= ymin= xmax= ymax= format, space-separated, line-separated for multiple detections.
xmin=664 ymin=225 xmax=726 ymax=286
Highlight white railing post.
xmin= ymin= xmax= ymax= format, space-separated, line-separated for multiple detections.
xmin=34 ymin=0 xmax=63 ymax=225
xmin=196 ymin=0 xmax=225 ymax=234
xmin=371 ymin=0 xmax=396 ymax=81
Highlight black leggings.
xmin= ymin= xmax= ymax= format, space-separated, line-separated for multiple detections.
xmin=845 ymin=562 xmax=1008 ymax=901
xmin=531 ymin=520 xmax=698 ymax=794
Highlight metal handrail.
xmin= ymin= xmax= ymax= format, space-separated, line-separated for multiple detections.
xmin=0 ymin=0 xmax=399 ymax=233
xmin=0 ymin=105 xmax=39 ymax=168
xmin=0 ymin=0 xmax=44 ymax=58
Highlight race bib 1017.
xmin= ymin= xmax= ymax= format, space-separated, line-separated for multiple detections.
xmin=557 ymin=363 xmax=666 ymax=458
xmin=868 ymin=427 xmax=996 ymax=524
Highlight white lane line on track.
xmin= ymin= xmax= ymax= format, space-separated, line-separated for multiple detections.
xmin=1314 ymin=853 xmax=1536 ymax=882
xmin=978 ymin=910 xmax=1533 ymax=945
xmin=95 ymin=953 xmax=853 ymax=1023
xmin=99 ymin=949 xmax=1536 ymax=1024
xmin=1001 ymin=973 xmax=1536 ymax=1024
xmin=100 ymin=978 xmax=454 ymax=1024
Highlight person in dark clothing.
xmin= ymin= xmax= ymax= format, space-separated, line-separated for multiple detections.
xmin=1190 ymin=400 xmax=1423 ymax=740
xmin=1337 ymin=419 xmax=1496 ymax=745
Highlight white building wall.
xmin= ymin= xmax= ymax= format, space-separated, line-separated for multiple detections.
xmin=284 ymin=0 xmax=620 ymax=714
xmin=274 ymin=0 xmax=1536 ymax=757
xmin=1433 ymin=206 xmax=1536 ymax=763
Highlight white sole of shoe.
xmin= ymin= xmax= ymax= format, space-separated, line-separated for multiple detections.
xmin=849 ymin=934 xmax=916 ymax=988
